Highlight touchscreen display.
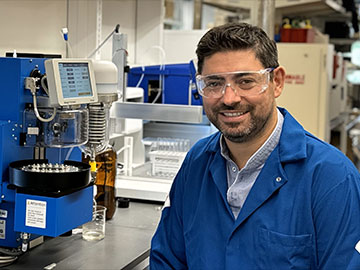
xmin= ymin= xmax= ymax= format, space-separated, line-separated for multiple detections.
xmin=58 ymin=62 xmax=93 ymax=98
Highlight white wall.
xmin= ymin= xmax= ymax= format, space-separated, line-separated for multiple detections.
xmin=101 ymin=0 xmax=137 ymax=63
xmin=0 ymin=0 xmax=67 ymax=56
xmin=67 ymin=0 xmax=98 ymax=58
xmin=68 ymin=0 xmax=164 ymax=66
xmin=0 ymin=0 xmax=164 ymax=66
xmin=134 ymin=0 xmax=164 ymax=66
xmin=163 ymin=29 xmax=206 ymax=64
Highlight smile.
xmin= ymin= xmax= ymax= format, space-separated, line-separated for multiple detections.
xmin=222 ymin=112 xmax=246 ymax=117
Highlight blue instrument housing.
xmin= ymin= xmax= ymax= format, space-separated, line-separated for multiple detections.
xmin=0 ymin=57 xmax=93 ymax=248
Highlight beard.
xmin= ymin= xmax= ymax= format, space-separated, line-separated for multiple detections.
xmin=205 ymin=102 xmax=274 ymax=143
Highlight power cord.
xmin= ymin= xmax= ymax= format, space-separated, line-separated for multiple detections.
xmin=0 ymin=247 xmax=23 ymax=268
xmin=24 ymin=77 xmax=57 ymax=123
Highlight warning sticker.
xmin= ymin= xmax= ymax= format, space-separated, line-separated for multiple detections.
xmin=25 ymin=199 xmax=47 ymax=229
xmin=0 ymin=209 xmax=7 ymax=218
xmin=284 ymin=74 xmax=305 ymax=85
xmin=0 ymin=220 xmax=5 ymax=239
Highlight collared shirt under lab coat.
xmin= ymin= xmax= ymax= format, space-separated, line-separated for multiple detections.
xmin=150 ymin=108 xmax=360 ymax=270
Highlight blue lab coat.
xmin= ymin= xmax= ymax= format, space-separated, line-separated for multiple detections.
xmin=150 ymin=108 xmax=360 ymax=270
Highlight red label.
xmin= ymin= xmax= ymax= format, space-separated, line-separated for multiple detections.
xmin=285 ymin=74 xmax=305 ymax=85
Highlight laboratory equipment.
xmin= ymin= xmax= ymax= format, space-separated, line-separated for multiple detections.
xmin=127 ymin=61 xmax=201 ymax=105
xmin=81 ymin=60 xmax=119 ymax=220
xmin=0 ymin=56 xmax=105 ymax=263
xmin=277 ymin=43 xmax=337 ymax=141
xmin=113 ymin=63 xmax=211 ymax=202
xmin=45 ymin=59 xmax=98 ymax=106
xmin=148 ymin=138 xmax=190 ymax=178
xmin=82 ymin=205 xmax=107 ymax=241
xmin=277 ymin=43 xmax=349 ymax=153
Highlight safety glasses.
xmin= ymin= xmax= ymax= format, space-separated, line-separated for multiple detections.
xmin=196 ymin=68 xmax=275 ymax=99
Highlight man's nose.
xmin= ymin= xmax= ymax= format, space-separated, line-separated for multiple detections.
xmin=222 ymin=83 xmax=242 ymax=104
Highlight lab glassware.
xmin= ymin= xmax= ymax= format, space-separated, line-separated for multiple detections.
xmin=82 ymin=205 xmax=107 ymax=241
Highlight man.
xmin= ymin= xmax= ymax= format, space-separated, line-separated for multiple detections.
xmin=150 ymin=22 xmax=360 ymax=269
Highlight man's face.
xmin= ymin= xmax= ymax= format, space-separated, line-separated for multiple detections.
xmin=201 ymin=50 xmax=282 ymax=143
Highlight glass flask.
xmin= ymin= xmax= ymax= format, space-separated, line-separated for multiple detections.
xmin=83 ymin=145 xmax=117 ymax=220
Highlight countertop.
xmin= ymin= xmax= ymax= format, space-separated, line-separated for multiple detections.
xmin=6 ymin=201 xmax=163 ymax=270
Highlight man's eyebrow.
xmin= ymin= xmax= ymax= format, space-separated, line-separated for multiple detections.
xmin=232 ymin=72 xmax=252 ymax=78
xmin=205 ymin=75 xmax=225 ymax=80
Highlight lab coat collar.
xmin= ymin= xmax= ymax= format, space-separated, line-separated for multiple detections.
xmin=209 ymin=150 xmax=235 ymax=218
xmin=277 ymin=107 xmax=307 ymax=162
xmin=207 ymin=130 xmax=289 ymax=224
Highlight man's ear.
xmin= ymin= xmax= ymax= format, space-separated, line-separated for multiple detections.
xmin=273 ymin=66 xmax=285 ymax=98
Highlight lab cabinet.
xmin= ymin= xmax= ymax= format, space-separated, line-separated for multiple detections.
xmin=276 ymin=43 xmax=334 ymax=142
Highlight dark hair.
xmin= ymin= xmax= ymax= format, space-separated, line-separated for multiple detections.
xmin=196 ymin=22 xmax=279 ymax=74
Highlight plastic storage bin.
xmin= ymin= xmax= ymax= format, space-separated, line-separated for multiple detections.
xmin=127 ymin=62 xmax=202 ymax=106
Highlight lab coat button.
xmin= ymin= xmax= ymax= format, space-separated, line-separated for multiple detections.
xmin=275 ymin=177 xmax=282 ymax=182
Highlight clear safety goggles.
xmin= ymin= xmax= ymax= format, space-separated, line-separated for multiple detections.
xmin=196 ymin=68 xmax=275 ymax=99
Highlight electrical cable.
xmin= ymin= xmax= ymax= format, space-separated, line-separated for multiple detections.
xmin=25 ymin=75 xmax=56 ymax=122
xmin=0 ymin=247 xmax=22 ymax=256
xmin=0 ymin=247 xmax=22 ymax=268
xmin=116 ymin=145 xmax=130 ymax=156
xmin=32 ymin=93 xmax=57 ymax=123
xmin=152 ymin=71 xmax=164 ymax=104
xmin=135 ymin=66 xmax=145 ymax=88
xmin=40 ymin=76 xmax=49 ymax=96
xmin=58 ymin=148 xmax=62 ymax=163
xmin=66 ymin=40 xmax=74 ymax=58
xmin=136 ymin=45 xmax=166 ymax=103
xmin=0 ymin=256 xmax=18 ymax=268
xmin=60 ymin=28 xmax=74 ymax=58
xmin=0 ymin=256 xmax=18 ymax=262
xmin=116 ymin=145 xmax=130 ymax=175
xmin=150 ymin=46 xmax=165 ymax=103
xmin=65 ymin=147 xmax=74 ymax=160
xmin=88 ymin=24 xmax=121 ymax=59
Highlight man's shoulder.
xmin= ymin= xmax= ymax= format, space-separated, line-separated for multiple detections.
xmin=304 ymin=131 xmax=346 ymax=159
xmin=302 ymin=131 xmax=359 ymax=177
